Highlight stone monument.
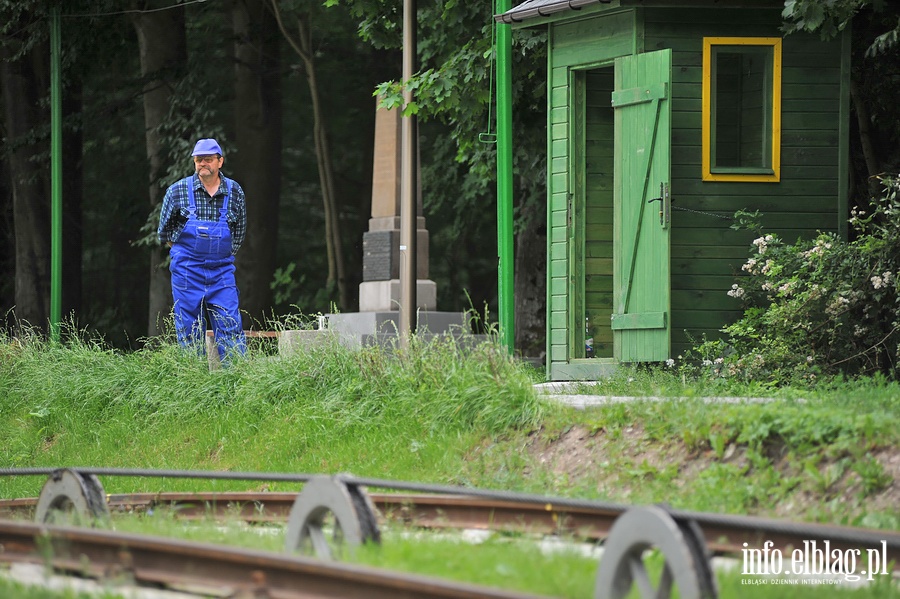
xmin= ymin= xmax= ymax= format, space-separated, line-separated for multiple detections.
xmin=359 ymin=101 xmax=435 ymax=311
xmin=326 ymin=101 xmax=468 ymax=346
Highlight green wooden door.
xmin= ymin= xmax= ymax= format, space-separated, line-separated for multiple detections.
xmin=611 ymin=50 xmax=672 ymax=362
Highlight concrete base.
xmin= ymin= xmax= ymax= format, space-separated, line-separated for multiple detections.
xmin=201 ymin=319 xmax=491 ymax=368
xmin=548 ymin=358 xmax=620 ymax=381
xmin=325 ymin=311 xmax=477 ymax=349
xmin=359 ymin=279 xmax=436 ymax=312
xmin=278 ymin=329 xmax=334 ymax=355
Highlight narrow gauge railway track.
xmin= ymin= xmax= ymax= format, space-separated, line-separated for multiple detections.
xmin=1 ymin=468 xmax=899 ymax=598
xmin=3 ymin=490 xmax=898 ymax=573
xmin=0 ymin=519 xmax=549 ymax=599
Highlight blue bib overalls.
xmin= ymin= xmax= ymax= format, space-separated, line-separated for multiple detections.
xmin=169 ymin=176 xmax=247 ymax=362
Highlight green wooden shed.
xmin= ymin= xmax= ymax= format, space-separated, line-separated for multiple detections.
xmin=496 ymin=0 xmax=851 ymax=380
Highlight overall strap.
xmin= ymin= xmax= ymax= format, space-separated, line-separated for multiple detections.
xmin=219 ymin=177 xmax=233 ymax=216
xmin=185 ymin=175 xmax=198 ymax=215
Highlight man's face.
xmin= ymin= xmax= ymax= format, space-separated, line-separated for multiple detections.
xmin=194 ymin=154 xmax=223 ymax=178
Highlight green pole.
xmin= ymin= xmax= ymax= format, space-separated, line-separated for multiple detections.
xmin=400 ymin=0 xmax=417 ymax=349
xmin=496 ymin=0 xmax=514 ymax=353
xmin=50 ymin=3 xmax=63 ymax=341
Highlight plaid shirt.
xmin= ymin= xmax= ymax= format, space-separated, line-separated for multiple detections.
xmin=157 ymin=173 xmax=246 ymax=255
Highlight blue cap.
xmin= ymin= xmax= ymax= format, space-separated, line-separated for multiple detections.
xmin=191 ymin=138 xmax=223 ymax=156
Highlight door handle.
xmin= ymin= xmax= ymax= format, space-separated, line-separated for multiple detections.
xmin=662 ymin=182 xmax=670 ymax=229
xmin=647 ymin=182 xmax=670 ymax=229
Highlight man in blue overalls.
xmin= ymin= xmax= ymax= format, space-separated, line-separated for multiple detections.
xmin=157 ymin=138 xmax=247 ymax=363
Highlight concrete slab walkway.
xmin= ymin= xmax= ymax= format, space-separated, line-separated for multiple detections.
xmin=533 ymin=381 xmax=793 ymax=410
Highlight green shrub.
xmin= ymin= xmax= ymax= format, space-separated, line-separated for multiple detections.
xmin=696 ymin=175 xmax=900 ymax=383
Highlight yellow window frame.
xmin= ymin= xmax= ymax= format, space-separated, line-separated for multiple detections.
xmin=702 ymin=37 xmax=782 ymax=182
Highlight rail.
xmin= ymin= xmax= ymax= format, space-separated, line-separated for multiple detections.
xmin=1 ymin=467 xmax=898 ymax=598
xmin=0 ymin=519 xmax=546 ymax=599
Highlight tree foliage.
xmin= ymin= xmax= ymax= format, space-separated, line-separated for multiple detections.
xmin=5 ymin=0 xmax=900 ymax=361
xmin=327 ymin=0 xmax=549 ymax=333
xmin=782 ymin=0 xmax=900 ymax=56
xmin=783 ymin=0 xmax=900 ymax=201
xmin=268 ymin=0 xmax=347 ymax=310
xmin=329 ymin=0 xmax=546 ymax=178
xmin=0 ymin=0 xmax=387 ymax=342
xmin=781 ymin=0 xmax=870 ymax=41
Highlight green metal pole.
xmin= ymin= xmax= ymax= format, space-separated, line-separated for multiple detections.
xmin=400 ymin=0 xmax=417 ymax=349
xmin=496 ymin=0 xmax=514 ymax=353
xmin=50 ymin=3 xmax=63 ymax=341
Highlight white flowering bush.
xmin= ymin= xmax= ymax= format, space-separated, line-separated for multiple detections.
xmin=695 ymin=176 xmax=900 ymax=383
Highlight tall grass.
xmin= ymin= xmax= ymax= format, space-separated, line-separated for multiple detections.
xmin=2 ymin=321 xmax=898 ymax=523
xmin=0 ymin=323 xmax=544 ymax=498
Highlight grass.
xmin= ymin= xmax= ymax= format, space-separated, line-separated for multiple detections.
xmin=0 ymin=323 xmax=898 ymax=598
xmin=1 ymin=325 xmax=541 ymax=496
xmin=0 ymin=578 xmax=125 ymax=599
xmin=4 ymin=512 xmax=898 ymax=599
xmin=84 ymin=514 xmax=602 ymax=597
xmin=519 ymin=365 xmax=899 ymax=528
xmin=6 ymin=511 xmax=898 ymax=599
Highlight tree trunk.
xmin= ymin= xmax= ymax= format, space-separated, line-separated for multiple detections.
xmin=268 ymin=1 xmax=348 ymax=310
xmin=1 ymin=36 xmax=51 ymax=332
xmin=850 ymin=78 xmax=880 ymax=195
xmin=131 ymin=3 xmax=187 ymax=336
xmin=0 ymin=154 xmax=12 ymax=326
xmin=233 ymin=0 xmax=283 ymax=327
xmin=514 ymin=199 xmax=546 ymax=361
xmin=300 ymin=17 xmax=348 ymax=310
xmin=62 ymin=80 xmax=83 ymax=321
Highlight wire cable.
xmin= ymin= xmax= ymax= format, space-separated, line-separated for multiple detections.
xmin=62 ymin=0 xmax=210 ymax=19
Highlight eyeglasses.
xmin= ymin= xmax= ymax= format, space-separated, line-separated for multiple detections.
xmin=193 ymin=155 xmax=220 ymax=164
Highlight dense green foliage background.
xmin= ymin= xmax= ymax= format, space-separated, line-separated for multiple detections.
xmin=1 ymin=0 xmax=900 ymax=360
xmin=0 ymin=0 xmax=545 ymax=348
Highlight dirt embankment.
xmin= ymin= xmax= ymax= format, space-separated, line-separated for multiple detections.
xmin=523 ymin=424 xmax=900 ymax=521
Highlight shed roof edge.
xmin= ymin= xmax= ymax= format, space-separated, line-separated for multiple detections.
xmin=494 ymin=0 xmax=608 ymax=25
